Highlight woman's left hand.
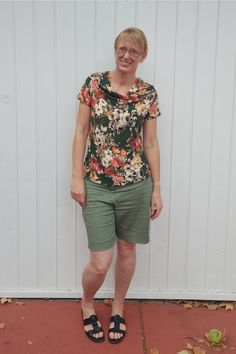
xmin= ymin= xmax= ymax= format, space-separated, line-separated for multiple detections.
xmin=150 ymin=191 xmax=163 ymax=220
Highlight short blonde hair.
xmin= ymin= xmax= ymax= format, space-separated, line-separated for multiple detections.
xmin=114 ymin=27 xmax=148 ymax=55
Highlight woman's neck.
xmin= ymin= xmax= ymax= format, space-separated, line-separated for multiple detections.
xmin=110 ymin=69 xmax=137 ymax=88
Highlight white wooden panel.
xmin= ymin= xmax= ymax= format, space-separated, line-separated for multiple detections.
xmin=14 ymin=1 xmax=38 ymax=289
xmin=168 ymin=1 xmax=198 ymax=290
xmin=0 ymin=2 xmax=18 ymax=289
xmin=150 ymin=1 xmax=177 ymax=291
xmin=95 ymin=1 xmax=115 ymax=72
xmin=206 ymin=1 xmax=236 ymax=291
xmin=115 ymin=0 xmax=136 ymax=35
xmin=187 ymin=1 xmax=218 ymax=290
xmin=56 ymin=1 xmax=77 ymax=291
xmin=34 ymin=1 xmax=57 ymax=289
xmin=224 ymin=58 xmax=236 ymax=291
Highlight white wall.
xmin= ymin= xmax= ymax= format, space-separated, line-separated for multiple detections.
xmin=0 ymin=0 xmax=236 ymax=300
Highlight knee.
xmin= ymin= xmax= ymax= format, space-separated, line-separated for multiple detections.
xmin=117 ymin=239 xmax=136 ymax=258
xmin=90 ymin=255 xmax=112 ymax=275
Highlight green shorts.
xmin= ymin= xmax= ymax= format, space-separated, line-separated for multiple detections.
xmin=82 ymin=177 xmax=153 ymax=251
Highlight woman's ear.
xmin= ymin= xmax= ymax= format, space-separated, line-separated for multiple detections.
xmin=140 ymin=52 xmax=148 ymax=63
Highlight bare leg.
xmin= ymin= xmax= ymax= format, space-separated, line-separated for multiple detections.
xmin=109 ymin=239 xmax=136 ymax=341
xmin=81 ymin=248 xmax=114 ymax=339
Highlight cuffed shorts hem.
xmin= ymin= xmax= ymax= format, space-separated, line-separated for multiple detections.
xmin=88 ymin=238 xmax=117 ymax=252
xmin=118 ymin=235 xmax=150 ymax=245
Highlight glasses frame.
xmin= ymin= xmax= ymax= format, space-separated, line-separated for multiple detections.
xmin=115 ymin=46 xmax=142 ymax=59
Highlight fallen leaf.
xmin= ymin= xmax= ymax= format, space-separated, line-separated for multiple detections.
xmin=15 ymin=301 xmax=24 ymax=306
xmin=104 ymin=299 xmax=112 ymax=306
xmin=204 ymin=303 xmax=219 ymax=310
xmin=0 ymin=323 xmax=5 ymax=330
xmin=184 ymin=343 xmax=206 ymax=354
xmin=1 ymin=298 xmax=12 ymax=304
xmin=150 ymin=347 xmax=160 ymax=354
xmin=183 ymin=303 xmax=193 ymax=309
xmin=225 ymin=303 xmax=235 ymax=311
xmin=192 ymin=348 xmax=206 ymax=354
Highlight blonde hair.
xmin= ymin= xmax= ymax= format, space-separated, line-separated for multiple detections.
xmin=114 ymin=27 xmax=148 ymax=55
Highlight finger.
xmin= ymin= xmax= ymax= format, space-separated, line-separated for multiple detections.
xmin=150 ymin=208 xmax=158 ymax=220
xmin=151 ymin=205 xmax=163 ymax=219
xmin=149 ymin=201 xmax=156 ymax=216
xmin=78 ymin=194 xmax=86 ymax=208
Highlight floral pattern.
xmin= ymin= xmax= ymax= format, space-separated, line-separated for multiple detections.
xmin=77 ymin=71 xmax=161 ymax=187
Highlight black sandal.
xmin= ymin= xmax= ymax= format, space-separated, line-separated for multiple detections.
xmin=108 ymin=314 xmax=126 ymax=344
xmin=81 ymin=310 xmax=105 ymax=343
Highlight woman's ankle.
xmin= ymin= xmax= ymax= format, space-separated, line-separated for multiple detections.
xmin=81 ymin=297 xmax=94 ymax=310
xmin=111 ymin=299 xmax=125 ymax=315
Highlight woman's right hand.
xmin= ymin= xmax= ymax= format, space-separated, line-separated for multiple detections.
xmin=70 ymin=178 xmax=86 ymax=208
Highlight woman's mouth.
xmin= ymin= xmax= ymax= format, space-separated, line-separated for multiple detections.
xmin=120 ymin=60 xmax=132 ymax=65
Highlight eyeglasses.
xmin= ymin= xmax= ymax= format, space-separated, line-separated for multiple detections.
xmin=116 ymin=46 xmax=142 ymax=58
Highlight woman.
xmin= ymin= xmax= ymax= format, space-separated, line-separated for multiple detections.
xmin=70 ymin=27 xmax=163 ymax=344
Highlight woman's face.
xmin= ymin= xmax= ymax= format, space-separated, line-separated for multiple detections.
xmin=114 ymin=38 xmax=146 ymax=75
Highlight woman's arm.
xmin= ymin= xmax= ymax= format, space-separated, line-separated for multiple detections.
xmin=143 ymin=118 xmax=163 ymax=219
xmin=70 ymin=102 xmax=90 ymax=207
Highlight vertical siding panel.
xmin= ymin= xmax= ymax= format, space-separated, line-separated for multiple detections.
xmin=75 ymin=1 xmax=96 ymax=292
xmin=168 ymin=1 xmax=198 ymax=290
xmin=34 ymin=2 xmax=57 ymax=289
xmin=0 ymin=2 xmax=18 ymax=290
xmin=115 ymin=0 xmax=136 ymax=34
xmin=149 ymin=1 xmax=177 ymax=291
xmin=95 ymin=1 xmax=115 ymax=72
xmin=224 ymin=45 xmax=236 ymax=291
xmin=56 ymin=2 xmax=76 ymax=290
xmin=187 ymin=1 xmax=218 ymax=291
xmin=206 ymin=1 xmax=236 ymax=291
xmin=14 ymin=2 xmax=38 ymax=289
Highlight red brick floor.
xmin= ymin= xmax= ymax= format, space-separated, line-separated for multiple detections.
xmin=1 ymin=299 xmax=236 ymax=354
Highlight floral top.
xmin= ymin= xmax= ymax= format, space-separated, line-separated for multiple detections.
xmin=77 ymin=71 xmax=161 ymax=187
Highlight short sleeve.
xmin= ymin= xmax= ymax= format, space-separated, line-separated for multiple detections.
xmin=145 ymin=88 xmax=161 ymax=120
xmin=77 ymin=75 xmax=92 ymax=107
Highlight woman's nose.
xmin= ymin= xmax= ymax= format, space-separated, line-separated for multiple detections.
xmin=123 ymin=50 xmax=131 ymax=59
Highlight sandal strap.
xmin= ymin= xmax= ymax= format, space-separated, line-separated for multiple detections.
xmin=109 ymin=314 xmax=126 ymax=332
xmin=110 ymin=314 xmax=126 ymax=325
xmin=83 ymin=314 xmax=98 ymax=326
xmin=83 ymin=314 xmax=103 ymax=333
xmin=109 ymin=328 xmax=126 ymax=334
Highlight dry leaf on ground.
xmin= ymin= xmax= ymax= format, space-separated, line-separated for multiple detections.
xmin=185 ymin=343 xmax=206 ymax=354
xmin=150 ymin=347 xmax=160 ymax=354
xmin=204 ymin=303 xmax=220 ymax=310
xmin=1 ymin=298 xmax=12 ymax=304
xmin=183 ymin=302 xmax=194 ymax=309
xmin=15 ymin=301 xmax=24 ymax=306
xmin=104 ymin=299 xmax=112 ymax=306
